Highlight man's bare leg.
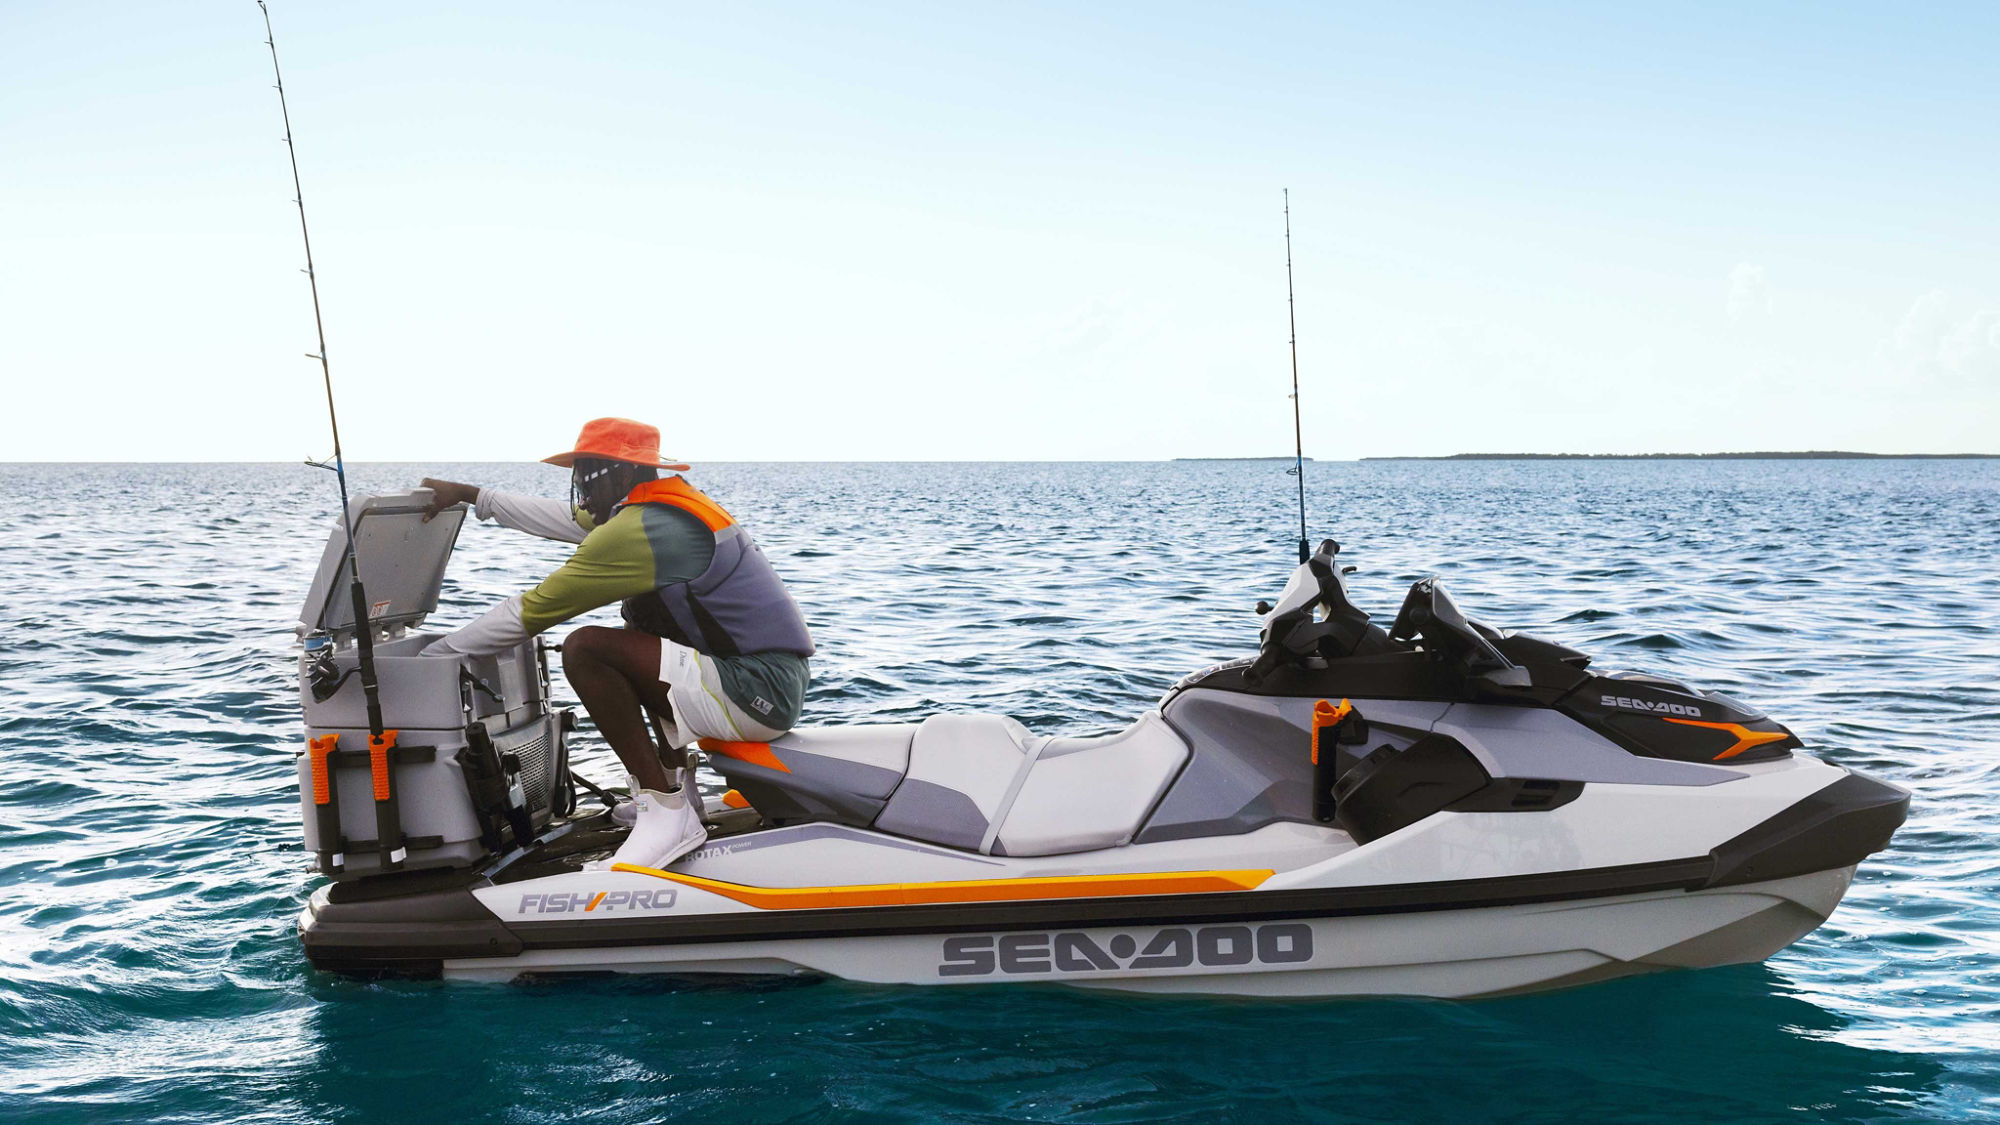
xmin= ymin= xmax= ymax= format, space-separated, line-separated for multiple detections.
xmin=561 ymin=626 xmax=680 ymax=792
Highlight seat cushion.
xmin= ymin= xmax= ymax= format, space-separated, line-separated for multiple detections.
xmin=991 ymin=712 xmax=1189 ymax=857
xmin=871 ymin=714 xmax=1034 ymax=851
xmin=706 ymin=723 xmax=916 ymax=825
xmin=768 ymin=724 xmax=917 ymax=800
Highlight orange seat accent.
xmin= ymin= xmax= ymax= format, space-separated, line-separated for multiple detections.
xmin=1311 ymin=698 xmax=1352 ymax=765
xmin=307 ymin=733 xmax=339 ymax=805
xmin=721 ymin=788 xmax=751 ymax=809
xmin=698 ymin=737 xmax=789 ymax=773
xmin=1662 ymin=717 xmax=1790 ymax=760
xmin=368 ymin=729 xmax=399 ymax=800
xmin=622 ymin=477 xmax=735 ymax=531
xmin=606 ymin=866 xmax=1274 ymax=910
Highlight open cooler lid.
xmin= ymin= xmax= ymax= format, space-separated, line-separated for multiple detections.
xmin=298 ymin=489 xmax=468 ymax=639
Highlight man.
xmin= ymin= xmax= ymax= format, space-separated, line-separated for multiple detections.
xmin=420 ymin=417 xmax=813 ymax=870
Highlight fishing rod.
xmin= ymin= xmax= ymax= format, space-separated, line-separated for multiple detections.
xmin=260 ymin=2 xmax=389 ymax=749
xmin=1283 ymin=188 xmax=1309 ymax=564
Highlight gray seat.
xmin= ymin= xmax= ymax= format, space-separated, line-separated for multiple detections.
xmin=706 ymin=723 xmax=916 ymax=825
xmin=711 ymin=711 xmax=1192 ymax=857
xmin=990 ymin=712 xmax=1189 ymax=856
xmin=874 ymin=712 xmax=1190 ymax=856
xmin=872 ymin=715 xmax=1034 ymax=852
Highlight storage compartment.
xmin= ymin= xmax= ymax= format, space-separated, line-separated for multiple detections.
xmin=294 ymin=490 xmax=572 ymax=880
xmin=1331 ymin=733 xmax=1491 ymax=845
xmin=299 ymin=633 xmax=543 ymax=731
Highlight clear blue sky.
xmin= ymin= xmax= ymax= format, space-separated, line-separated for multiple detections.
xmin=2 ymin=1 xmax=1995 ymax=460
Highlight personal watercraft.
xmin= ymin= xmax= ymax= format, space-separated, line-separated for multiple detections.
xmin=293 ymin=491 xmax=1907 ymax=997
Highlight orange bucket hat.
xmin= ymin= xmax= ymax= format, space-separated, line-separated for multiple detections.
xmin=542 ymin=417 xmax=691 ymax=471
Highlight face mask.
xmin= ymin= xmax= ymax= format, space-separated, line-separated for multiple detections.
xmin=572 ymin=460 xmax=621 ymax=522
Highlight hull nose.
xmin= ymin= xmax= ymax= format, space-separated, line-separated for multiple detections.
xmin=1704 ymin=772 xmax=1910 ymax=889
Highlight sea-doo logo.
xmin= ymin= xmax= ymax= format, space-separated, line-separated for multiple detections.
xmin=1600 ymin=695 xmax=1703 ymax=718
xmin=938 ymin=923 xmax=1313 ymax=977
xmin=516 ymin=889 xmax=676 ymax=915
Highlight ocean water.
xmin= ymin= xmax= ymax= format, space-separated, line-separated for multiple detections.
xmin=1 ymin=458 xmax=1996 ymax=1123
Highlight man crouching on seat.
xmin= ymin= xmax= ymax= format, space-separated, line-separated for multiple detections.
xmin=419 ymin=417 xmax=813 ymax=870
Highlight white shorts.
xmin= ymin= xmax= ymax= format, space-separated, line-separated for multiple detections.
xmin=658 ymin=637 xmax=785 ymax=746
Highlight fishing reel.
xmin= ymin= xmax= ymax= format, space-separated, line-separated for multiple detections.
xmin=303 ymin=631 xmax=358 ymax=703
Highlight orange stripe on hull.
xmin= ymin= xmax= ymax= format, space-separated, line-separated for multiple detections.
xmin=606 ymin=866 xmax=1274 ymax=911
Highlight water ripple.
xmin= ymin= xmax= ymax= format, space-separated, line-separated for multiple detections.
xmin=0 ymin=459 xmax=1996 ymax=1122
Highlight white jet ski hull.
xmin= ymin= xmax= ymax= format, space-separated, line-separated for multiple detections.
xmin=301 ymin=751 xmax=1895 ymax=998
xmin=424 ymin=868 xmax=1852 ymax=998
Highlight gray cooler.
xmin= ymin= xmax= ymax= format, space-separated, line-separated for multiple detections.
xmin=295 ymin=490 xmax=572 ymax=880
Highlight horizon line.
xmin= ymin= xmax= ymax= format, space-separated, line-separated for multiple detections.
xmin=3 ymin=451 xmax=1997 ymax=466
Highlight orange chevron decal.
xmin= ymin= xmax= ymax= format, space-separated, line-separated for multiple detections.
xmin=1662 ymin=717 xmax=1790 ymax=760
xmin=607 ymin=867 xmax=1275 ymax=910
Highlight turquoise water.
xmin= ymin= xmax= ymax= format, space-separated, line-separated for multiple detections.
xmin=1 ymin=459 xmax=1996 ymax=1122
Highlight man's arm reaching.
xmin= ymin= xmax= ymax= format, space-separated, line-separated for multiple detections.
xmin=423 ymin=507 xmax=657 ymax=658
xmin=424 ymin=593 xmax=533 ymax=657
xmin=421 ymin=478 xmax=593 ymax=544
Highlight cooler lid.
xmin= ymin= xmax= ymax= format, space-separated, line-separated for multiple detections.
xmin=298 ymin=489 xmax=468 ymax=639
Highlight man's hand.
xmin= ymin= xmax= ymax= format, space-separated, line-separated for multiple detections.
xmin=420 ymin=478 xmax=480 ymax=522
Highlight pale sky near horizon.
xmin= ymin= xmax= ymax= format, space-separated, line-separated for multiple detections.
xmin=2 ymin=2 xmax=1995 ymax=462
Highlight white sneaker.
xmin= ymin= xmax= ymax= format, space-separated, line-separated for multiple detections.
xmin=588 ymin=786 xmax=708 ymax=871
xmin=610 ymin=773 xmax=641 ymax=828
xmin=611 ymin=768 xmax=697 ymax=828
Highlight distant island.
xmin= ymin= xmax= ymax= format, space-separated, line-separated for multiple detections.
xmin=1174 ymin=456 xmax=1316 ymax=462
xmin=1362 ymin=451 xmax=1997 ymax=461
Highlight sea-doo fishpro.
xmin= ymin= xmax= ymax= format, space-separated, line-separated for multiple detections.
xmin=292 ymin=491 xmax=1907 ymax=997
